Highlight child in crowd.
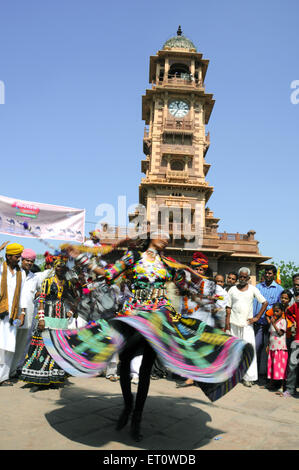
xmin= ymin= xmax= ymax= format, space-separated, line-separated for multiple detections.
xmin=266 ymin=290 xmax=294 ymax=350
xmin=281 ymin=291 xmax=299 ymax=398
xmin=266 ymin=302 xmax=288 ymax=391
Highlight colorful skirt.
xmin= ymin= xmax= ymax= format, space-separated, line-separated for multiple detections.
xmin=267 ymin=350 xmax=288 ymax=380
xmin=42 ymin=305 xmax=254 ymax=401
xmin=20 ymin=330 xmax=66 ymax=385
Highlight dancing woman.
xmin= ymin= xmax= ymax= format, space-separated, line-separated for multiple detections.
xmin=43 ymin=234 xmax=254 ymax=441
xmin=67 ymin=233 xmax=179 ymax=440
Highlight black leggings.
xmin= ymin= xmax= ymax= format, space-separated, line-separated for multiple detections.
xmin=118 ymin=326 xmax=156 ymax=414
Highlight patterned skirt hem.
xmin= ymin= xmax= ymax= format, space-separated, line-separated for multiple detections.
xmin=41 ymin=310 xmax=254 ymax=402
xmin=20 ymin=378 xmax=65 ymax=385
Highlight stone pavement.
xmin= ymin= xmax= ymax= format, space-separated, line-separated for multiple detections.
xmin=1 ymin=376 xmax=299 ymax=450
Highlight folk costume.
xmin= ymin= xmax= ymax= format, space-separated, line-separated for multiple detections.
xmin=43 ymin=247 xmax=254 ymax=399
xmin=0 ymin=243 xmax=25 ymax=384
xmin=10 ymin=249 xmax=52 ymax=377
xmin=20 ymin=257 xmax=77 ymax=386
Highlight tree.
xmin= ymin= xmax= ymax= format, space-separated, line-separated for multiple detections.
xmin=274 ymin=260 xmax=299 ymax=289
xmin=34 ymin=253 xmax=47 ymax=271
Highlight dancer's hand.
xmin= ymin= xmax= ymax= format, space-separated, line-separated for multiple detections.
xmin=38 ymin=320 xmax=45 ymax=331
xmin=64 ymin=244 xmax=81 ymax=258
xmin=0 ymin=241 xmax=10 ymax=251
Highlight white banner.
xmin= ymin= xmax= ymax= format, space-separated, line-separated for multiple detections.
xmin=0 ymin=195 xmax=85 ymax=243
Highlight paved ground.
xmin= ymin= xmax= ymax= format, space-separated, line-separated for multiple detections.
xmin=1 ymin=376 xmax=299 ymax=451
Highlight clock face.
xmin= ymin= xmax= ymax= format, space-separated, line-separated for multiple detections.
xmin=169 ymin=100 xmax=190 ymax=118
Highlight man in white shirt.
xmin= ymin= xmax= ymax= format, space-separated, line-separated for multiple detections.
xmin=0 ymin=243 xmax=26 ymax=386
xmin=225 ymin=267 xmax=268 ymax=387
xmin=10 ymin=248 xmax=52 ymax=378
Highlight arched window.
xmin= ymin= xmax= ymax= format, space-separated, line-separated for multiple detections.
xmin=168 ymin=63 xmax=190 ymax=79
xmin=170 ymin=160 xmax=184 ymax=171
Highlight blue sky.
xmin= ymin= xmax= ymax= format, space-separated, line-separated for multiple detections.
xmin=0 ymin=0 xmax=298 ymax=265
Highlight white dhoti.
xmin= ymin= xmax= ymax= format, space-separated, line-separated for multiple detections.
xmin=0 ymin=263 xmax=26 ymax=382
xmin=230 ymin=323 xmax=258 ymax=382
xmin=0 ymin=315 xmax=17 ymax=352
xmin=0 ymin=348 xmax=14 ymax=382
xmin=0 ymin=316 xmax=18 ymax=382
xmin=10 ymin=328 xmax=29 ymax=377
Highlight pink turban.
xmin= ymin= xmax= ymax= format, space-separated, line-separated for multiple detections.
xmin=21 ymin=248 xmax=36 ymax=261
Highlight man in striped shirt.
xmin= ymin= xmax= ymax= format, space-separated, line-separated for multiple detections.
xmin=253 ymin=265 xmax=284 ymax=383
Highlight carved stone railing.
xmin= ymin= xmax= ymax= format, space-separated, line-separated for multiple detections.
xmin=164 ymin=119 xmax=193 ymax=131
xmin=161 ymin=143 xmax=194 ymax=155
xmin=155 ymin=77 xmax=204 ymax=89
xmin=218 ymin=232 xmax=250 ymax=241
xmin=166 ymin=170 xmax=189 ymax=181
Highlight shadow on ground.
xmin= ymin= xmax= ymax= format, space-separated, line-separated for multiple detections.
xmin=44 ymin=382 xmax=223 ymax=450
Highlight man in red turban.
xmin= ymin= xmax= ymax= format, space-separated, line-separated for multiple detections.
xmin=190 ymin=252 xmax=209 ymax=276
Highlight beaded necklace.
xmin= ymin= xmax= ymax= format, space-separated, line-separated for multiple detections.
xmin=183 ymin=279 xmax=205 ymax=313
xmin=183 ymin=296 xmax=199 ymax=314
xmin=54 ymin=275 xmax=65 ymax=300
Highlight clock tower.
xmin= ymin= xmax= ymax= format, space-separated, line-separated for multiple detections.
xmin=117 ymin=27 xmax=270 ymax=280
xmin=137 ymin=26 xmax=216 ymax=251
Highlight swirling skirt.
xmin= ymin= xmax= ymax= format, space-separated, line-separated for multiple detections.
xmin=42 ymin=306 xmax=254 ymax=401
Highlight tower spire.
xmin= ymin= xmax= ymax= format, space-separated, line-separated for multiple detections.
xmin=177 ymin=25 xmax=182 ymax=36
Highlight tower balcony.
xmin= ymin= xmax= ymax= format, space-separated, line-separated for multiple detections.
xmin=166 ymin=170 xmax=189 ymax=182
xmin=161 ymin=143 xmax=194 ymax=156
xmin=164 ymin=119 xmax=193 ymax=131
xmin=154 ymin=76 xmax=204 ymax=90
xmin=141 ymin=157 xmax=149 ymax=174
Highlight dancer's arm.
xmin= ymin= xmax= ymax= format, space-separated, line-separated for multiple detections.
xmin=66 ymin=244 xmax=137 ymax=281
xmin=225 ymin=306 xmax=231 ymax=332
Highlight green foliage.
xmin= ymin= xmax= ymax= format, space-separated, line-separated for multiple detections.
xmin=274 ymin=260 xmax=299 ymax=289
xmin=36 ymin=254 xmax=45 ymax=265
xmin=258 ymin=269 xmax=265 ymax=282
xmin=35 ymin=254 xmax=46 ymax=271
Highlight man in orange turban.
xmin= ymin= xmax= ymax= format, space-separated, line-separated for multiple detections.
xmin=6 ymin=243 xmax=24 ymax=256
